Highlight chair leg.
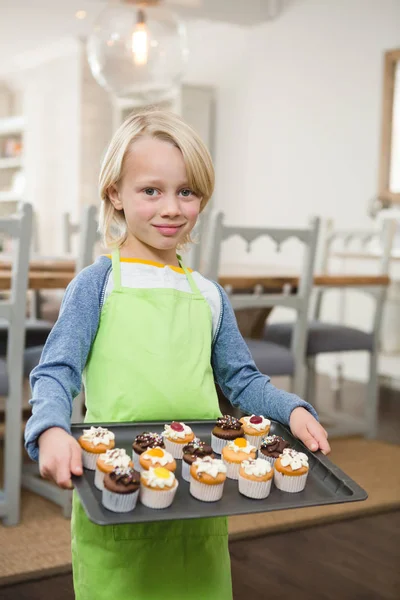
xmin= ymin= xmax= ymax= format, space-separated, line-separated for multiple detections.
xmin=365 ymin=350 xmax=379 ymax=439
xmin=3 ymin=389 xmax=22 ymax=526
xmin=306 ymin=357 xmax=317 ymax=408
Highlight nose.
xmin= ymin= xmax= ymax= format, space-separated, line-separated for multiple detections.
xmin=159 ymin=193 xmax=182 ymax=218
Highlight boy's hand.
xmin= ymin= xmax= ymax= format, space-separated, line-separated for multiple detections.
xmin=289 ymin=407 xmax=331 ymax=455
xmin=38 ymin=427 xmax=83 ymax=489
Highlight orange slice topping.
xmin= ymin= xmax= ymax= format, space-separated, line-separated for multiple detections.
xmin=234 ymin=438 xmax=247 ymax=448
xmin=153 ymin=467 xmax=171 ymax=479
xmin=147 ymin=448 xmax=164 ymax=457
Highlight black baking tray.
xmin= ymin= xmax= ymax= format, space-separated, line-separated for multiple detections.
xmin=71 ymin=420 xmax=367 ymax=525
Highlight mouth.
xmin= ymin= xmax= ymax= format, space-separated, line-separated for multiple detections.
xmin=152 ymin=224 xmax=185 ymax=237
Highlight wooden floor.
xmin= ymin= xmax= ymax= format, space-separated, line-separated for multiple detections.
xmin=2 ymin=377 xmax=400 ymax=599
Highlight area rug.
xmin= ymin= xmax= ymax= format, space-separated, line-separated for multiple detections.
xmin=0 ymin=437 xmax=399 ymax=586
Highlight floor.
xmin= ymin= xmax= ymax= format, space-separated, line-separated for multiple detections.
xmin=2 ymin=377 xmax=399 ymax=599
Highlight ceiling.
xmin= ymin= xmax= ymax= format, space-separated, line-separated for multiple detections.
xmin=0 ymin=0 xmax=288 ymax=73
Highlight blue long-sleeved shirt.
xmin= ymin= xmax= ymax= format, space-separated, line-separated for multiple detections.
xmin=24 ymin=256 xmax=317 ymax=461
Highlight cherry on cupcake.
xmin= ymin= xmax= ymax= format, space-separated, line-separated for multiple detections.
xmin=249 ymin=415 xmax=263 ymax=425
xmin=170 ymin=422 xmax=185 ymax=432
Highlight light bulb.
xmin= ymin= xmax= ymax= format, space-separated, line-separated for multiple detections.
xmin=132 ymin=10 xmax=148 ymax=66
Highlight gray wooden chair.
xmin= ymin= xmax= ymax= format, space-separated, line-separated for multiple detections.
xmin=0 ymin=203 xmax=33 ymax=526
xmin=264 ymin=219 xmax=396 ymax=438
xmin=203 ymin=211 xmax=320 ymax=399
xmin=21 ymin=204 xmax=99 ymax=517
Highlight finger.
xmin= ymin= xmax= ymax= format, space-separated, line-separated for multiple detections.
xmin=55 ymin=457 xmax=74 ymax=490
xmin=70 ymin=443 xmax=83 ymax=477
xmin=297 ymin=424 xmax=319 ymax=452
xmin=307 ymin=421 xmax=331 ymax=455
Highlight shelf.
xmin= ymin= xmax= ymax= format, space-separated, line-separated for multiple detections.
xmin=0 ymin=116 xmax=25 ymax=137
xmin=0 ymin=156 xmax=22 ymax=169
xmin=0 ymin=190 xmax=22 ymax=202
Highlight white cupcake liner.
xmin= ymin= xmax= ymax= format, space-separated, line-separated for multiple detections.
xmin=182 ymin=460 xmax=192 ymax=482
xmin=274 ymin=469 xmax=308 ymax=493
xmin=190 ymin=477 xmax=225 ymax=502
xmin=94 ymin=467 xmax=106 ymax=491
xmin=258 ymin=451 xmax=277 ymax=466
xmin=244 ymin=433 xmax=265 ymax=450
xmin=102 ymin=488 xmax=139 ymax=513
xmin=238 ymin=474 xmax=272 ymax=499
xmin=163 ymin=437 xmax=186 ymax=459
xmin=211 ymin=434 xmax=229 ymax=455
xmin=132 ymin=450 xmax=143 ymax=472
xmin=82 ymin=449 xmax=101 ymax=471
xmin=223 ymin=460 xmax=241 ymax=480
xmin=140 ymin=481 xmax=178 ymax=509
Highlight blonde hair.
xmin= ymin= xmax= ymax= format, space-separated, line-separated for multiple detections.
xmin=98 ymin=109 xmax=215 ymax=248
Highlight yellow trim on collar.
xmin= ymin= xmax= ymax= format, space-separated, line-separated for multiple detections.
xmin=104 ymin=255 xmax=192 ymax=274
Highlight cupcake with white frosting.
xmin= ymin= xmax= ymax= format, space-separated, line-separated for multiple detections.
xmin=274 ymin=448 xmax=309 ymax=493
xmin=78 ymin=426 xmax=115 ymax=470
xmin=162 ymin=422 xmax=195 ymax=459
xmin=139 ymin=447 xmax=177 ymax=472
xmin=95 ymin=448 xmax=133 ymax=491
xmin=140 ymin=467 xmax=178 ymax=509
xmin=238 ymin=458 xmax=274 ymax=499
xmin=222 ymin=438 xmax=257 ymax=480
xmin=190 ymin=456 xmax=227 ymax=502
xmin=240 ymin=415 xmax=271 ymax=449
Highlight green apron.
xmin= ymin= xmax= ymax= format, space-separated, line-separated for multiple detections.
xmin=71 ymin=249 xmax=232 ymax=600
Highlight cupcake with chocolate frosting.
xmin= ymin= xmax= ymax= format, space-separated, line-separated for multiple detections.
xmin=259 ymin=434 xmax=290 ymax=466
xmin=102 ymin=466 xmax=140 ymax=513
xmin=132 ymin=432 xmax=164 ymax=471
xmin=181 ymin=438 xmax=214 ymax=482
xmin=211 ymin=415 xmax=244 ymax=455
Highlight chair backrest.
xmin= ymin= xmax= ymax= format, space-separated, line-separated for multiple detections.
xmin=62 ymin=212 xmax=80 ymax=255
xmin=75 ymin=205 xmax=101 ymax=274
xmin=203 ymin=210 xmax=320 ymax=362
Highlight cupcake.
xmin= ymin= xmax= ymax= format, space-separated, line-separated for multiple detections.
xmin=222 ymin=438 xmax=257 ymax=480
xmin=78 ymin=426 xmax=115 ymax=470
xmin=95 ymin=448 xmax=133 ymax=491
xmin=139 ymin=447 xmax=177 ymax=472
xmin=274 ymin=448 xmax=309 ymax=493
xmin=140 ymin=467 xmax=179 ymax=509
xmin=259 ymin=434 xmax=290 ymax=466
xmin=211 ymin=415 xmax=244 ymax=454
xmin=190 ymin=456 xmax=227 ymax=502
xmin=238 ymin=458 xmax=274 ymax=499
xmin=102 ymin=466 xmax=140 ymax=513
xmin=132 ymin=432 xmax=164 ymax=471
xmin=181 ymin=438 xmax=214 ymax=482
xmin=162 ymin=422 xmax=195 ymax=459
xmin=240 ymin=415 xmax=271 ymax=449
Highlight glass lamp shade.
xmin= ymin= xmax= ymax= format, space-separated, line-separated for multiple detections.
xmin=87 ymin=3 xmax=188 ymax=101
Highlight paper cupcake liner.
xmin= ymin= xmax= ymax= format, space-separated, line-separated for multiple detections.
xmin=132 ymin=451 xmax=143 ymax=472
xmin=94 ymin=468 xmax=106 ymax=491
xmin=182 ymin=460 xmax=191 ymax=482
xmin=140 ymin=482 xmax=178 ymax=509
xmin=190 ymin=477 xmax=225 ymax=502
xmin=238 ymin=474 xmax=272 ymax=499
xmin=258 ymin=451 xmax=276 ymax=466
xmin=211 ymin=434 xmax=229 ymax=455
xmin=223 ymin=460 xmax=241 ymax=480
xmin=244 ymin=434 xmax=265 ymax=450
xmin=82 ymin=449 xmax=101 ymax=471
xmin=163 ymin=437 xmax=186 ymax=459
xmin=274 ymin=469 xmax=308 ymax=493
xmin=102 ymin=488 xmax=139 ymax=513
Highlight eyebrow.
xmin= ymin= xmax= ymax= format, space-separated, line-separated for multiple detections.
xmin=135 ymin=179 xmax=191 ymax=188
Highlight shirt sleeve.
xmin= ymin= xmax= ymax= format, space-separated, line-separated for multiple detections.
xmin=211 ymin=283 xmax=318 ymax=425
xmin=24 ymin=263 xmax=108 ymax=462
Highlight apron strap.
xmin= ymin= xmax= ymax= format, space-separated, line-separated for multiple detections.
xmin=111 ymin=248 xmax=122 ymax=290
xmin=177 ymin=254 xmax=201 ymax=295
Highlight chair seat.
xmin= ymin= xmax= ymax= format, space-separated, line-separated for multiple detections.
xmin=245 ymin=338 xmax=295 ymax=376
xmin=0 ymin=319 xmax=52 ymax=355
xmin=0 ymin=346 xmax=43 ymax=396
xmin=264 ymin=321 xmax=374 ymax=355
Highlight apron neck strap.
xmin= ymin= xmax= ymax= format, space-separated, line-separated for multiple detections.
xmin=111 ymin=248 xmax=122 ymax=290
xmin=177 ymin=254 xmax=201 ymax=295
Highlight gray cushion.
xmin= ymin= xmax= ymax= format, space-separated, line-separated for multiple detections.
xmin=264 ymin=321 xmax=374 ymax=356
xmin=245 ymin=338 xmax=295 ymax=376
xmin=0 ymin=319 xmax=52 ymax=355
xmin=0 ymin=346 xmax=43 ymax=396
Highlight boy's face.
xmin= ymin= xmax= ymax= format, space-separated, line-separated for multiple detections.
xmin=109 ymin=136 xmax=201 ymax=259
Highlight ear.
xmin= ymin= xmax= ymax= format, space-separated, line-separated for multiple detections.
xmin=108 ymin=185 xmax=124 ymax=211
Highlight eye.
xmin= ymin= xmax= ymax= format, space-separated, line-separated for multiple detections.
xmin=143 ymin=188 xmax=160 ymax=196
xmin=179 ymin=188 xmax=195 ymax=198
